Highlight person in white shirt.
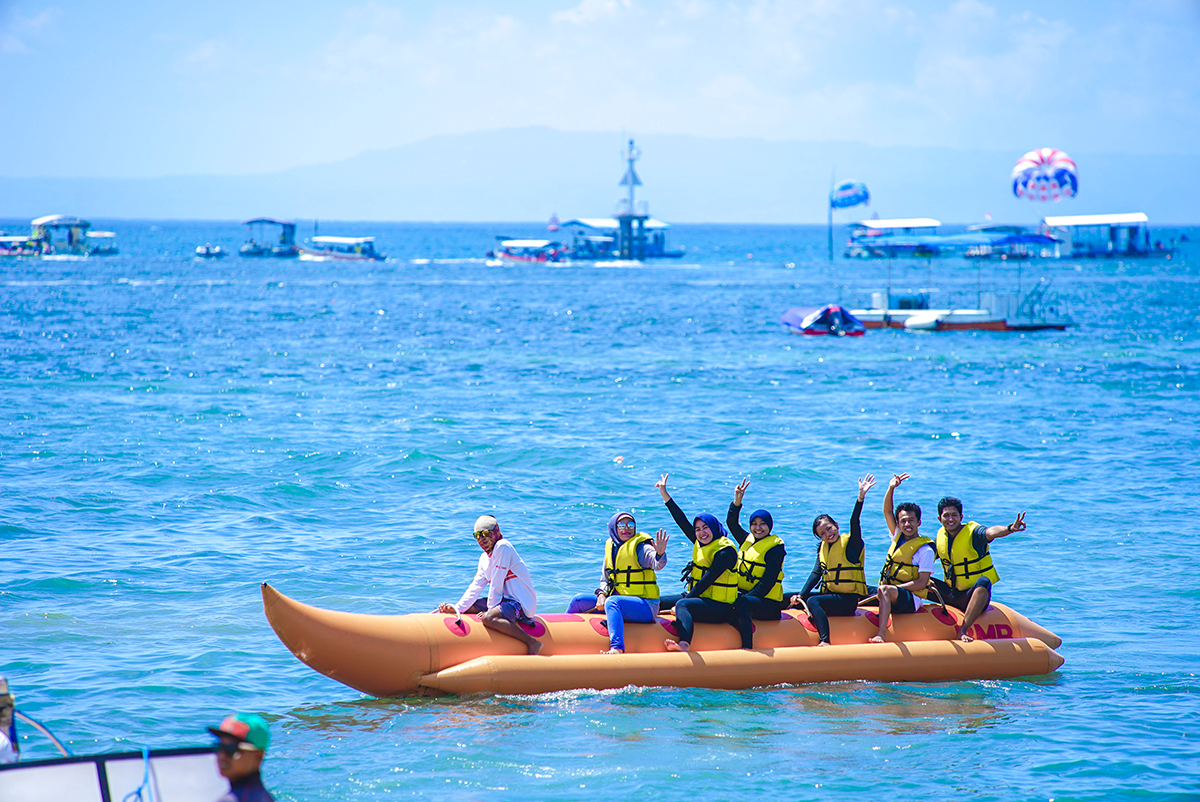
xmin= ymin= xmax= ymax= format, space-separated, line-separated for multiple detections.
xmin=437 ymin=515 xmax=542 ymax=655
xmin=870 ymin=473 xmax=935 ymax=644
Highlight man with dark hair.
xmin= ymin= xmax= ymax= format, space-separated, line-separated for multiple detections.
xmin=933 ymin=496 xmax=1026 ymax=642
xmin=871 ymin=472 xmax=936 ymax=643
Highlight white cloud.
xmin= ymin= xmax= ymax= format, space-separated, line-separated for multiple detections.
xmin=274 ymin=0 xmax=1200 ymax=157
xmin=552 ymin=0 xmax=633 ymax=26
xmin=0 ymin=6 xmax=60 ymax=54
xmin=7 ymin=0 xmax=1197 ymax=178
xmin=176 ymin=38 xmax=236 ymax=74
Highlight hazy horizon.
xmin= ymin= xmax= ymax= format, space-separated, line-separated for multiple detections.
xmin=3 ymin=2 xmax=1197 ymax=223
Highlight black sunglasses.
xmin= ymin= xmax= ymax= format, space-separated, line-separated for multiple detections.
xmin=215 ymin=741 xmax=242 ymax=757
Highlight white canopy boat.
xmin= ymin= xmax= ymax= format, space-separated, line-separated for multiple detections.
xmin=300 ymin=235 xmax=385 ymax=261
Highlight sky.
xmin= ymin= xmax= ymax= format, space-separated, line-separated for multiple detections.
xmin=2 ymin=0 xmax=1199 ymax=180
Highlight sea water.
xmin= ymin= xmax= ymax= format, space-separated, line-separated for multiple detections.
xmin=2 ymin=221 xmax=1198 ymax=800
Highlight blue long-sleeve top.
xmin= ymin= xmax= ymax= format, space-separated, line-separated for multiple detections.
xmin=726 ymin=502 xmax=787 ymax=600
xmin=664 ymin=497 xmax=739 ymax=600
xmin=800 ymin=497 xmax=865 ymax=598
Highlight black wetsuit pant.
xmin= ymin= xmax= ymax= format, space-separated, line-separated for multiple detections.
xmin=734 ymin=595 xmax=784 ymax=649
xmin=930 ymin=576 xmax=992 ymax=611
xmin=658 ymin=593 xmax=684 ymax=612
xmin=674 ymin=597 xmax=751 ymax=649
xmin=806 ymin=593 xmax=863 ymax=644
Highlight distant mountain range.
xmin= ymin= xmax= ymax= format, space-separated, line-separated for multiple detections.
xmin=2 ymin=127 xmax=1196 ymax=224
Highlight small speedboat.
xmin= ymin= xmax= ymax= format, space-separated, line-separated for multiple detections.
xmin=299 ymin=236 xmax=385 ymax=261
xmin=194 ymin=244 xmax=227 ymax=259
xmin=781 ymin=304 xmax=867 ymax=336
xmin=490 ymin=237 xmax=565 ymax=264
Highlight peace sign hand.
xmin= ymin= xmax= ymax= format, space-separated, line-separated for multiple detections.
xmin=733 ymin=476 xmax=750 ymax=506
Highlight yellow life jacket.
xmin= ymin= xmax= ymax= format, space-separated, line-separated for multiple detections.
xmin=604 ymin=533 xmax=660 ymax=599
xmin=880 ymin=534 xmax=935 ymax=598
xmin=936 ymin=521 xmax=1000 ymax=591
xmin=736 ymin=534 xmax=784 ymax=601
xmin=817 ymin=534 xmax=868 ymax=596
xmin=686 ymin=536 xmax=740 ymax=604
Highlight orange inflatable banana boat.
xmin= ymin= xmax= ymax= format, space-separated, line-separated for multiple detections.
xmin=261 ymin=583 xmax=1063 ymax=697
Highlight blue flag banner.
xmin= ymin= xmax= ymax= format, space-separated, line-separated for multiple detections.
xmin=830 ymin=181 xmax=870 ymax=209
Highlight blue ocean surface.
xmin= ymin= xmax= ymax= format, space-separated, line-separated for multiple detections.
xmin=2 ymin=220 xmax=1199 ymax=800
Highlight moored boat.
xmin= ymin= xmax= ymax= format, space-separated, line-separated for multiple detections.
xmin=19 ymin=215 xmax=119 ymax=257
xmin=194 ymin=243 xmax=227 ymax=259
xmin=558 ymin=139 xmax=685 ymax=261
xmin=261 ymin=583 xmax=1063 ymax=698
xmin=558 ymin=217 xmax=682 ymax=260
xmin=239 ymin=218 xmax=299 ymax=258
xmin=84 ymin=231 xmax=119 ymax=256
xmin=0 ymin=234 xmax=42 ymax=257
xmin=299 ymin=236 xmax=385 ymax=261
xmin=489 ymin=237 xmax=566 ymax=264
xmin=844 ymin=218 xmax=941 ymax=258
xmin=1041 ymin=212 xmax=1176 ymax=258
xmin=850 ymin=280 xmax=1071 ymax=332
xmin=780 ymin=304 xmax=866 ymax=336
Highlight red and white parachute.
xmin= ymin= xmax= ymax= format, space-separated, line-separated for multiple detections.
xmin=1012 ymin=148 xmax=1078 ymax=202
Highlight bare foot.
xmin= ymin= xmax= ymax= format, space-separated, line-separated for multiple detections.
xmin=959 ymin=629 xmax=974 ymax=643
xmin=868 ymin=635 xmax=885 ymax=644
xmin=664 ymin=639 xmax=690 ymax=652
xmin=601 ymin=647 xmax=624 ymax=655
xmin=527 ymin=640 xmax=543 ymax=655
xmin=816 ymin=641 xmax=830 ymax=648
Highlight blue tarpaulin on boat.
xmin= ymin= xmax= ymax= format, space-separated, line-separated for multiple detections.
xmin=781 ymin=305 xmax=866 ymax=336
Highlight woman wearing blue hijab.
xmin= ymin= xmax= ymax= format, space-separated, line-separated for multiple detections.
xmin=566 ymin=512 xmax=669 ymax=654
xmin=726 ymin=476 xmax=788 ymax=624
xmin=656 ymin=474 xmax=753 ymax=652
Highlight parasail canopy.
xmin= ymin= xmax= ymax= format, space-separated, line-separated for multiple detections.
xmin=1012 ymin=148 xmax=1078 ymax=202
xmin=830 ymin=181 xmax=870 ymax=209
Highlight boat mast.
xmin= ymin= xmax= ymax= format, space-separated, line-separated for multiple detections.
xmin=618 ymin=139 xmax=644 ymax=259
xmin=621 ymin=138 xmax=641 ymax=214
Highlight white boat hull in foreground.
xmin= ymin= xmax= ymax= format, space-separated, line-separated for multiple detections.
xmin=0 ymin=747 xmax=226 ymax=802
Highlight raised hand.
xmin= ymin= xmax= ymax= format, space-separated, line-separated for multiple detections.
xmin=733 ymin=476 xmax=750 ymax=506
xmin=656 ymin=473 xmax=671 ymax=501
xmin=654 ymin=528 xmax=670 ymax=556
xmin=1009 ymin=511 xmax=1027 ymax=533
xmin=858 ymin=473 xmax=876 ymax=499
xmin=888 ymin=472 xmax=910 ymax=490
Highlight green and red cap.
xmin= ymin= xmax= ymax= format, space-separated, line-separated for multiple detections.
xmin=208 ymin=712 xmax=270 ymax=752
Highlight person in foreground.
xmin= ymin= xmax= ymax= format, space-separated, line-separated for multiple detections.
xmin=0 ymin=678 xmax=17 ymax=764
xmin=567 ymin=512 xmax=669 ymax=653
xmin=208 ymin=712 xmax=275 ymax=802
xmin=790 ymin=475 xmax=875 ymax=646
xmin=871 ymin=472 xmax=935 ymax=643
xmin=656 ymin=474 xmax=752 ymax=652
xmin=726 ymin=477 xmax=787 ymax=625
xmin=437 ymin=515 xmax=543 ymax=655
xmin=933 ymin=495 xmax=1026 ymax=642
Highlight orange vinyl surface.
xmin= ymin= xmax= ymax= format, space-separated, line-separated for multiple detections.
xmin=262 ymin=583 xmax=1063 ymax=697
